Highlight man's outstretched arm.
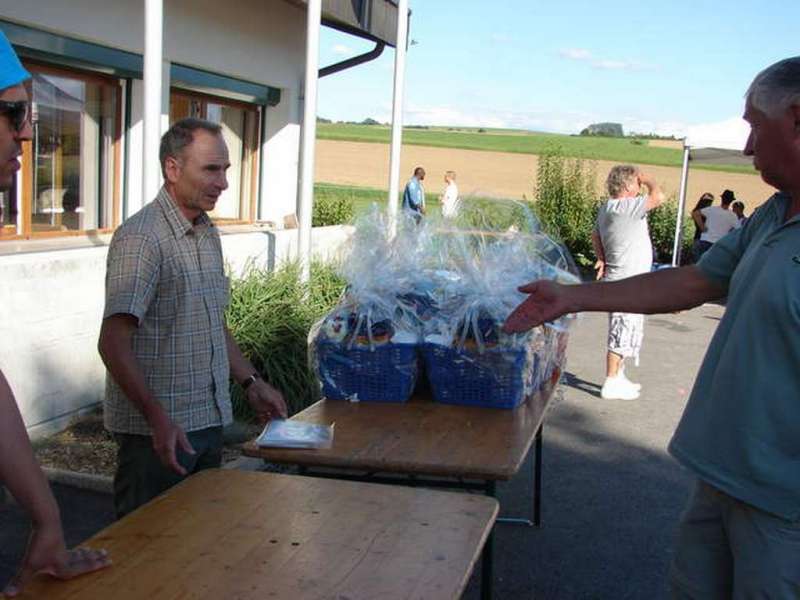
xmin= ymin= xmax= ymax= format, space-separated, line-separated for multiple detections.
xmin=504 ymin=265 xmax=725 ymax=332
xmin=0 ymin=370 xmax=110 ymax=596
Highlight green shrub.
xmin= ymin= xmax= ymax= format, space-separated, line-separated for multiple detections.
xmin=312 ymin=189 xmax=355 ymax=226
xmin=647 ymin=198 xmax=694 ymax=264
xmin=531 ymin=149 xmax=599 ymax=268
xmin=226 ymin=260 xmax=346 ymax=419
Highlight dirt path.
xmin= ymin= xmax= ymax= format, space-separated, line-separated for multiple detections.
xmin=315 ymin=140 xmax=775 ymax=211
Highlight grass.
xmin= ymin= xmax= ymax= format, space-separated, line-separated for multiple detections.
xmin=314 ymin=182 xmax=441 ymax=217
xmin=317 ymin=123 xmax=756 ymax=175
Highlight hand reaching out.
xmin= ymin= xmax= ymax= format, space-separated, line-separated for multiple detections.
xmin=503 ymin=280 xmax=574 ymax=333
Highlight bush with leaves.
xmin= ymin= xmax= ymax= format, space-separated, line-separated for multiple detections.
xmin=312 ymin=189 xmax=355 ymax=226
xmin=226 ymin=260 xmax=346 ymax=419
xmin=531 ymin=149 xmax=600 ymax=268
xmin=647 ymin=198 xmax=694 ymax=264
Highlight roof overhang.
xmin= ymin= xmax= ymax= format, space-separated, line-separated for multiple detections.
xmin=286 ymin=0 xmax=402 ymax=47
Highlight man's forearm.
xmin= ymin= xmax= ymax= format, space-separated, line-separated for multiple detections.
xmin=567 ymin=265 xmax=725 ymax=314
xmin=591 ymin=231 xmax=605 ymax=261
xmin=225 ymin=327 xmax=257 ymax=384
xmin=0 ymin=371 xmax=61 ymax=528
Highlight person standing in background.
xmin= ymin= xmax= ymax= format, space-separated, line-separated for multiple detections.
xmin=440 ymin=170 xmax=460 ymax=218
xmin=591 ymin=166 xmax=665 ymax=400
xmin=690 ymin=193 xmax=714 ymax=262
xmin=732 ymin=200 xmax=747 ymax=225
xmin=402 ymin=166 xmax=426 ymax=223
xmin=692 ymin=188 xmax=739 ymax=258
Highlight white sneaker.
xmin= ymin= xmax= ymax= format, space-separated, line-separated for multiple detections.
xmin=618 ymin=367 xmax=641 ymax=392
xmin=600 ymin=375 xmax=640 ymax=400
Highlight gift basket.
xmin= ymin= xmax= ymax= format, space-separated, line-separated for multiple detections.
xmin=309 ymin=209 xmax=422 ymax=402
xmin=309 ymin=199 xmax=579 ymax=407
xmin=417 ymin=215 xmax=578 ymax=409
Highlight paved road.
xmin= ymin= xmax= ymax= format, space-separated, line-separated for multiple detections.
xmin=0 ymin=305 xmax=722 ymax=599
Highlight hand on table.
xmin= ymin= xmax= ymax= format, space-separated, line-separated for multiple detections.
xmin=3 ymin=524 xmax=111 ymax=597
xmin=246 ymin=380 xmax=288 ymax=423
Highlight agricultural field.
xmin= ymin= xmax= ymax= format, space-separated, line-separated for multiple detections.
xmin=317 ymin=123 xmax=754 ymax=174
xmin=314 ymin=139 xmax=775 ymax=212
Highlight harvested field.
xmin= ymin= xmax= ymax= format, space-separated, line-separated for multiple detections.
xmin=315 ymin=140 xmax=774 ymax=211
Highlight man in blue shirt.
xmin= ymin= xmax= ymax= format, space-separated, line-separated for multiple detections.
xmin=402 ymin=166 xmax=426 ymax=223
xmin=504 ymin=56 xmax=800 ymax=599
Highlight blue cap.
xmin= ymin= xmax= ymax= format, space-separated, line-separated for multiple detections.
xmin=0 ymin=30 xmax=30 ymax=91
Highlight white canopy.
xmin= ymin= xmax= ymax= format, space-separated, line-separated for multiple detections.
xmin=671 ymin=117 xmax=753 ymax=265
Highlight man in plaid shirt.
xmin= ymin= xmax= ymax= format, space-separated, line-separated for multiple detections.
xmin=99 ymin=118 xmax=287 ymax=518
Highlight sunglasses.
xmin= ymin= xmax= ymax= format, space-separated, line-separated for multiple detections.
xmin=0 ymin=100 xmax=30 ymax=133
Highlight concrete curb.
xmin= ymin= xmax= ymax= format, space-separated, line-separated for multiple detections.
xmin=24 ymin=455 xmax=267 ymax=499
xmin=42 ymin=468 xmax=113 ymax=495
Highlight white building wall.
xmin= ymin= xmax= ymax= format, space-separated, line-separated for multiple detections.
xmin=0 ymin=227 xmax=352 ymax=437
xmin=0 ymin=0 xmax=307 ymax=222
xmin=0 ymin=1 xmax=360 ymax=435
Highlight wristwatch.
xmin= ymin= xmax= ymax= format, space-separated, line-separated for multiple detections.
xmin=241 ymin=372 xmax=261 ymax=390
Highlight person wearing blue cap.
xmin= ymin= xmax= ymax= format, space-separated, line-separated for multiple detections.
xmin=0 ymin=31 xmax=111 ymax=596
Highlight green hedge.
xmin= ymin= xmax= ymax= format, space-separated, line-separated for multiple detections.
xmin=531 ymin=150 xmax=600 ymax=268
xmin=312 ymin=188 xmax=355 ymax=226
xmin=226 ymin=260 xmax=346 ymax=419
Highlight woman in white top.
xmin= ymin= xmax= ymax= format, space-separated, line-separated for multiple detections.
xmin=440 ymin=170 xmax=460 ymax=218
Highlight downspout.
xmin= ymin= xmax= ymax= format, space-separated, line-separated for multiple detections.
xmin=319 ymin=41 xmax=385 ymax=78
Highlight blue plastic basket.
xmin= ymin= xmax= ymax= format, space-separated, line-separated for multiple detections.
xmin=421 ymin=343 xmax=537 ymax=409
xmin=316 ymin=340 xmax=418 ymax=403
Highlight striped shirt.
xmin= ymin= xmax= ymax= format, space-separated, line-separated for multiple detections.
xmin=103 ymin=187 xmax=232 ymax=435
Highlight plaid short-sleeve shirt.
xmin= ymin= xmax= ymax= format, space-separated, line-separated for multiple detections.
xmin=103 ymin=187 xmax=233 ymax=435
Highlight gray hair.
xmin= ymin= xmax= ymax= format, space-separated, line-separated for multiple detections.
xmin=159 ymin=118 xmax=222 ymax=178
xmin=606 ymin=165 xmax=638 ymax=198
xmin=746 ymin=56 xmax=800 ymax=117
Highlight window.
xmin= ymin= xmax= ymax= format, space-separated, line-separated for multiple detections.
xmin=0 ymin=61 xmax=122 ymax=240
xmin=169 ymin=90 xmax=260 ymax=222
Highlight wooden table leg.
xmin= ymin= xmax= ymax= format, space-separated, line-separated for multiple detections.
xmin=533 ymin=423 xmax=543 ymax=527
xmin=482 ymin=481 xmax=496 ymax=600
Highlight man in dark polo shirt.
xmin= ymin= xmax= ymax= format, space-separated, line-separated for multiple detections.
xmin=99 ymin=118 xmax=287 ymax=519
xmin=505 ymin=56 xmax=800 ymax=598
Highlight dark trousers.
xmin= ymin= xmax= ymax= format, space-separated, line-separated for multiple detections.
xmin=693 ymin=240 xmax=713 ymax=262
xmin=113 ymin=426 xmax=223 ymax=519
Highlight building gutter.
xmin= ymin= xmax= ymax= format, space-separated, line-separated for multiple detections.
xmin=319 ymin=39 xmax=385 ymax=78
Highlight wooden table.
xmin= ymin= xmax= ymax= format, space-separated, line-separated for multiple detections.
xmin=23 ymin=469 xmax=497 ymax=600
xmin=243 ymin=382 xmax=557 ymax=600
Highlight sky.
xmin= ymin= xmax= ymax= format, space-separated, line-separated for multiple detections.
xmin=317 ymin=0 xmax=800 ymax=138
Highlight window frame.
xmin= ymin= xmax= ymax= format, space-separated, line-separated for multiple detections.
xmin=0 ymin=59 xmax=123 ymax=241
xmin=169 ymin=87 xmax=262 ymax=225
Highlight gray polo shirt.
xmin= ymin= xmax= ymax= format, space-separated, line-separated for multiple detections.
xmin=669 ymin=191 xmax=800 ymax=520
xmin=595 ymin=195 xmax=653 ymax=280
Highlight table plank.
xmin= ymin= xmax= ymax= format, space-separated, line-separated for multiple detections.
xmin=22 ymin=469 xmax=497 ymax=600
xmin=243 ymin=387 xmax=552 ymax=481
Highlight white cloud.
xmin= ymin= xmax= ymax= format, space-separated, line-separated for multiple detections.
xmin=559 ymin=48 xmax=657 ymax=71
xmin=559 ymin=48 xmax=592 ymax=61
xmin=331 ymin=44 xmax=353 ymax=56
xmin=490 ymin=33 xmax=514 ymax=44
